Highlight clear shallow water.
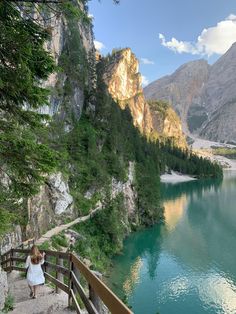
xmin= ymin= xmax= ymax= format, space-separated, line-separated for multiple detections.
xmin=107 ymin=171 xmax=236 ymax=314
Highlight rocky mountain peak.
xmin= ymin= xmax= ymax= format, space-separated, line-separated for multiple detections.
xmin=144 ymin=59 xmax=210 ymax=133
xmin=102 ymin=48 xmax=187 ymax=147
xmin=103 ymin=48 xmax=142 ymax=101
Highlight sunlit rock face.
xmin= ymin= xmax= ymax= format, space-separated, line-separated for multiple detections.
xmin=149 ymin=101 xmax=187 ymax=148
xmin=103 ymin=48 xmax=186 ymax=147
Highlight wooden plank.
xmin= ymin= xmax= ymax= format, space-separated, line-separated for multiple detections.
xmin=71 ymin=254 xmax=133 ymax=314
xmin=13 ymin=248 xmax=30 ymax=254
xmin=0 ymin=251 xmax=10 ymax=259
xmin=71 ymin=271 xmax=98 ymax=314
xmin=70 ymin=289 xmax=83 ymax=314
xmin=2 ymin=266 xmax=12 ymax=272
xmin=44 ymin=272 xmax=69 ymax=294
xmin=56 ymin=257 xmax=64 ymax=294
xmin=12 ymin=257 xmax=26 ymax=263
xmin=12 ymin=266 xmax=26 ymax=272
xmin=1 ymin=258 xmax=11 ymax=265
xmin=43 ymin=250 xmax=69 ymax=260
xmin=45 ymin=261 xmax=70 ymax=277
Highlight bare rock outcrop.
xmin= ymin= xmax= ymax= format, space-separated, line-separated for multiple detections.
xmin=26 ymin=172 xmax=74 ymax=239
xmin=103 ymin=48 xmax=186 ymax=147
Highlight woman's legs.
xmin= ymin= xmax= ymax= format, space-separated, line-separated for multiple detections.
xmin=32 ymin=285 xmax=37 ymax=298
xmin=28 ymin=285 xmax=33 ymax=297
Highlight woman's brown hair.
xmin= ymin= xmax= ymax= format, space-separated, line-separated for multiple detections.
xmin=30 ymin=245 xmax=43 ymax=265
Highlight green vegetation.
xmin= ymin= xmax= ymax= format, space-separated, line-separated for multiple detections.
xmin=73 ymin=194 xmax=127 ymax=271
xmin=51 ymin=233 xmax=68 ymax=250
xmin=2 ymin=294 xmax=14 ymax=313
xmin=211 ymin=146 xmax=236 ymax=159
xmin=159 ymin=140 xmax=222 ymax=178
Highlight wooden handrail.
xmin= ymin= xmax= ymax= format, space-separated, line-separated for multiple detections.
xmin=0 ymin=247 xmax=133 ymax=314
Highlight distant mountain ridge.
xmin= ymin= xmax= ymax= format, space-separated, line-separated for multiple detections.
xmin=144 ymin=42 xmax=236 ymax=143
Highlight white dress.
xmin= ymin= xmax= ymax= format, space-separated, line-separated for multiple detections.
xmin=25 ymin=255 xmax=45 ymax=286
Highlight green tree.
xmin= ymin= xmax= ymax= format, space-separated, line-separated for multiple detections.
xmin=0 ymin=1 xmax=57 ymax=235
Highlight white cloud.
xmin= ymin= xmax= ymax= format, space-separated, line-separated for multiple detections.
xmin=159 ymin=14 xmax=236 ymax=56
xmin=227 ymin=14 xmax=236 ymax=21
xmin=141 ymin=75 xmax=149 ymax=87
xmin=94 ymin=40 xmax=105 ymax=51
xmin=88 ymin=13 xmax=94 ymax=19
xmin=159 ymin=33 xmax=198 ymax=55
xmin=140 ymin=58 xmax=155 ymax=65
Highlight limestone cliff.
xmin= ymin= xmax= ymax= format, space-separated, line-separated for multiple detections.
xmin=103 ymin=49 xmax=186 ymax=147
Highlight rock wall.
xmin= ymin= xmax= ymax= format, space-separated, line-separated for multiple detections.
xmin=0 ymin=267 xmax=8 ymax=310
xmin=26 ymin=173 xmax=74 ymax=239
xmin=23 ymin=2 xmax=96 ymax=241
xmin=111 ymin=162 xmax=138 ymax=230
xmin=0 ymin=226 xmax=22 ymax=255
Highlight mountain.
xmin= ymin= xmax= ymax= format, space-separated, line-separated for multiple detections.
xmin=103 ymin=48 xmax=187 ymax=147
xmin=199 ymin=43 xmax=236 ymax=142
xmin=144 ymin=60 xmax=210 ymax=133
xmin=144 ymin=43 xmax=236 ymax=143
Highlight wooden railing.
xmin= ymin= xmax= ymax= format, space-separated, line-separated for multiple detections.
xmin=1 ymin=247 xmax=133 ymax=314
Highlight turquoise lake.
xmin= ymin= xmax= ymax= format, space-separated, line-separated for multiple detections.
xmin=107 ymin=171 xmax=236 ymax=314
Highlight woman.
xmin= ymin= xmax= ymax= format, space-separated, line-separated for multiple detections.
xmin=25 ymin=245 xmax=45 ymax=299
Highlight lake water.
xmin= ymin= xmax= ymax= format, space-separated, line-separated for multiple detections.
xmin=107 ymin=171 xmax=236 ymax=314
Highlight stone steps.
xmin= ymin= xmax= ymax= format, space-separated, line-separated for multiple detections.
xmin=7 ymin=271 xmax=80 ymax=314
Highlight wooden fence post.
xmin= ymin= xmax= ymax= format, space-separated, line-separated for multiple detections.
xmin=68 ymin=254 xmax=73 ymax=308
xmin=56 ymin=256 xmax=64 ymax=294
xmin=9 ymin=249 xmax=13 ymax=271
xmin=12 ymin=249 xmax=16 ymax=269
xmin=44 ymin=254 xmax=47 ymax=275
xmin=89 ymin=271 xmax=103 ymax=313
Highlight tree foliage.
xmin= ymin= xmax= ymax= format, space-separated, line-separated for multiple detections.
xmin=0 ymin=1 xmax=58 ymax=235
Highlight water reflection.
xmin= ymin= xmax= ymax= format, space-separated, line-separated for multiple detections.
xmin=164 ymin=195 xmax=187 ymax=231
xmin=123 ymin=257 xmax=143 ymax=296
xmin=108 ymin=172 xmax=236 ymax=314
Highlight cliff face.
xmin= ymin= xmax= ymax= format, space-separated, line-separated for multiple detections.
xmin=103 ymin=49 xmax=186 ymax=147
xmin=198 ymin=43 xmax=236 ymax=142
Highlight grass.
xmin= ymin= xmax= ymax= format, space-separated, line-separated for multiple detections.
xmin=211 ymin=146 xmax=236 ymax=159
xmin=51 ymin=234 xmax=68 ymax=250
xmin=2 ymin=294 xmax=14 ymax=313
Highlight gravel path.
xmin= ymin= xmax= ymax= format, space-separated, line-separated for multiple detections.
xmin=36 ymin=202 xmax=102 ymax=245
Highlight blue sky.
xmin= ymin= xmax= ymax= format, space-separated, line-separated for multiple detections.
xmin=89 ymin=0 xmax=236 ymax=85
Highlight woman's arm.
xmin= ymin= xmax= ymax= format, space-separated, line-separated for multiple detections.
xmin=40 ymin=252 xmax=45 ymax=265
xmin=25 ymin=256 xmax=30 ymax=268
